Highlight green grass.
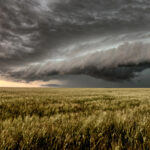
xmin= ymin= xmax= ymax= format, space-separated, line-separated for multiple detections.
xmin=0 ymin=88 xmax=150 ymax=150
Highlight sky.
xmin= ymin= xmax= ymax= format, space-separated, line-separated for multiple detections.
xmin=1 ymin=0 xmax=150 ymax=87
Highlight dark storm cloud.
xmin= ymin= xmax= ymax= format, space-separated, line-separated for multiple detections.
xmin=1 ymin=0 xmax=150 ymax=85
xmin=9 ymin=42 xmax=150 ymax=81
xmin=41 ymin=72 xmax=150 ymax=88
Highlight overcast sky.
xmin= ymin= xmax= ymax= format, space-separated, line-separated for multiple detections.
xmin=1 ymin=0 xmax=150 ymax=87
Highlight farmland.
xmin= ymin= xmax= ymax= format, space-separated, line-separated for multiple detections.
xmin=0 ymin=88 xmax=150 ymax=150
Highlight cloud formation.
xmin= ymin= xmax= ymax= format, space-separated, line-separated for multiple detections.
xmin=8 ymin=42 xmax=150 ymax=81
xmin=0 ymin=0 xmax=150 ymax=86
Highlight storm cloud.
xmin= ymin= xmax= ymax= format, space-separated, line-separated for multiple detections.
xmin=1 ymin=0 xmax=150 ymax=87
xmin=8 ymin=42 xmax=150 ymax=81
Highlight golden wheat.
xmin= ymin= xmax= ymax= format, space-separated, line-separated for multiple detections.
xmin=0 ymin=88 xmax=150 ymax=150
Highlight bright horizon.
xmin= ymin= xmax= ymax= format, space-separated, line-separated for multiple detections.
xmin=0 ymin=80 xmax=41 ymax=87
xmin=0 ymin=79 xmax=64 ymax=87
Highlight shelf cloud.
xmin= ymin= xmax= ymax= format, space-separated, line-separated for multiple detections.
xmin=1 ymin=0 xmax=150 ymax=87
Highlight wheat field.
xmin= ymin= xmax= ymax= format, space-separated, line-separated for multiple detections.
xmin=0 ymin=88 xmax=150 ymax=150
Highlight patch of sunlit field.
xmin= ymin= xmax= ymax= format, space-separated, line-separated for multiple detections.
xmin=0 ymin=88 xmax=150 ymax=150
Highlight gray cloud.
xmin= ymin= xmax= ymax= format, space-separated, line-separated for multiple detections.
xmin=8 ymin=42 xmax=150 ymax=81
xmin=40 ymin=71 xmax=150 ymax=88
xmin=1 ymin=0 xmax=150 ymax=86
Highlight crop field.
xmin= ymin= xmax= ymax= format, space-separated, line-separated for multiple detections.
xmin=0 ymin=88 xmax=150 ymax=150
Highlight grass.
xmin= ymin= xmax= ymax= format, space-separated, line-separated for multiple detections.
xmin=0 ymin=88 xmax=150 ymax=150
